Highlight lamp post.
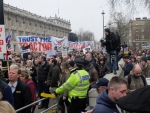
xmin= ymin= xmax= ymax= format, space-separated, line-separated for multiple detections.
xmin=101 ymin=10 xmax=105 ymax=39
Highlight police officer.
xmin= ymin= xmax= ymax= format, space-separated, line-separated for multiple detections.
xmin=54 ymin=57 xmax=90 ymax=113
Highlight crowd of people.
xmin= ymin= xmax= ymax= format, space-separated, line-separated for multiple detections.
xmin=0 ymin=28 xmax=150 ymax=113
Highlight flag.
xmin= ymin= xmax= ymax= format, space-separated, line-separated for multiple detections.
xmin=6 ymin=31 xmax=12 ymax=43
xmin=4 ymin=54 xmax=12 ymax=60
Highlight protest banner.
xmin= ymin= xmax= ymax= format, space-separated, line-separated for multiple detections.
xmin=69 ymin=41 xmax=85 ymax=49
xmin=17 ymin=36 xmax=53 ymax=52
xmin=0 ymin=0 xmax=7 ymax=53
xmin=52 ymin=36 xmax=68 ymax=47
xmin=17 ymin=36 xmax=53 ymax=58
xmin=146 ymin=78 xmax=150 ymax=85
xmin=85 ymin=41 xmax=94 ymax=48
xmin=46 ymin=50 xmax=56 ymax=58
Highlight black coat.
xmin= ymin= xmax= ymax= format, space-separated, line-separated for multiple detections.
xmin=118 ymin=86 xmax=150 ymax=113
xmin=104 ymin=32 xmax=117 ymax=52
xmin=38 ymin=61 xmax=50 ymax=82
xmin=47 ymin=65 xmax=60 ymax=87
xmin=13 ymin=79 xmax=32 ymax=113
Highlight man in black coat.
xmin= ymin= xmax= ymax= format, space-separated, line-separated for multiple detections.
xmin=102 ymin=28 xmax=118 ymax=75
xmin=8 ymin=64 xmax=32 ymax=113
xmin=37 ymin=55 xmax=50 ymax=109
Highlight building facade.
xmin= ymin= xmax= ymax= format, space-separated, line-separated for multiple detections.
xmin=128 ymin=17 xmax=150 ymax=49
xmin=4 ymin=3 xmax=71 ymax=52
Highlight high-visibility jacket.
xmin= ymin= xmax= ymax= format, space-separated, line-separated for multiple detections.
xmin=56 ymin=69 xmax=90 ymax=102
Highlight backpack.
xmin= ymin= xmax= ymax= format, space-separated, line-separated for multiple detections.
xmin=114 ymin=33 xmax=121 ymax=52
xmin=128 ymin=74 xmax=146 ymax=88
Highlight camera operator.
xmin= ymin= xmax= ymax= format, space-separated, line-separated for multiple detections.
xmin=101 ymin=28 xmax=118 ymax=75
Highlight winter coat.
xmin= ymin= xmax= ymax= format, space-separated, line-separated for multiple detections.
xmin=47 ymin=65 xmax=60 ymax=87
xmin=93 ymin=89 xmax=120 ymax=113
xmin=24 ymin=79 xmax=37 ymax=106
xmin=59 ymin=73 xmax=69 ymax=97
xmin=13 ymin=79 xmax=32 ymax=113
xmin=85 ymin=64 xmax=98 ymax=87
xmin=142 ymin=64 xmax=150 ymax=78
xmin=98 ymin=64 xmax=109 ymax=78
xmin=125 ymin=73 xmax=147 ymax=91
xmin=38 ymin=61 xmax=50 ymax=82
xmin=104 ymin=32 xmax=117 ymax=52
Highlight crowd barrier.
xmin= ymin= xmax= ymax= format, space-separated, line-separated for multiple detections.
xmin=16 ymin=93 xmax=59 ymax=113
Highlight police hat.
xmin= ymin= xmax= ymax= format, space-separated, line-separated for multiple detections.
xmin=74 ymin=57 xmax=85 ymax=65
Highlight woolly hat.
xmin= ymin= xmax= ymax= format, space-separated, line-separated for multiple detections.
xmin=141 ymin=56 xmax=147 ymax=63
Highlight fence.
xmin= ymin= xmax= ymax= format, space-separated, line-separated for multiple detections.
xmin=16 ymin=97 xmax=59 ymax=113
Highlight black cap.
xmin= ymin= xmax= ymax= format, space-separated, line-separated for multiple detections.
xmin=74 ymin=58 xmax=85 ymax=65
xmin=92 ymin=78 xmax=109 ymax=88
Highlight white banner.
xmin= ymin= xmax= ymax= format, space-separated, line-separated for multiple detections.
xmin=85 ymin=41 xmax=94 ymax=48
xmin=52 ymin=36 xmax=68 ymax=47
xmin=0 ymin=25 xmax=6 ymax=53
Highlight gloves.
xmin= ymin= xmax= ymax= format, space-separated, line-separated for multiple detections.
xmin=54 ymin=91 xmax=58 ymax=96
xmin=49 ymin=87 xmax=56 ymax=93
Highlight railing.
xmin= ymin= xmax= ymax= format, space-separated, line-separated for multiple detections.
xmin=16 ymin=98 xmax=47 ymax=112
xmin=16 ymin=95 xmax=59 ymax=113
xmin=40 ymin=103 xmax=57 ymax=113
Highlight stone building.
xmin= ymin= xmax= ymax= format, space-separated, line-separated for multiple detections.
xmin=4 ymin=3 xmax=71 ymax=52
xmin=127 ymin=17 xmax=150 ymax=49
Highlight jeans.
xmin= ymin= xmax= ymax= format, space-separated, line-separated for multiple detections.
xmin=37 ymin=82 xmax=49 ymax=108
xmin=107 ymin=50 xmax=118 ymax=72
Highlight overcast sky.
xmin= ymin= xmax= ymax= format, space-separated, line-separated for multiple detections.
xmin=4 ymin=0 xmax=149 ymax=41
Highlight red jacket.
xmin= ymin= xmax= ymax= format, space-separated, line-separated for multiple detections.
xmin=24 ymin=79 xmax=37 ymax=106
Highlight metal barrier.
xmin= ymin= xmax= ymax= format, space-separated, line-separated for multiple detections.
xmin=40 ymin=103 xmax=57 ymax=113
xmin=16 ymin=98 xmax=47 ymax=112
xmin=16 ymin=95 xmax=59 ymax=113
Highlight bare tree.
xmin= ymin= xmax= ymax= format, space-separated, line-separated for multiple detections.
xmin=107 ymin=12 xmax=129 ymax=43
xmin=109 ymin=0 xmax=150 ymax=14
xmin=76 ymin=28 xmax=95 ymax=41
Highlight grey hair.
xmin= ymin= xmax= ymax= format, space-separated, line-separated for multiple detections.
xmin=10 ymin=64 xmax=20 ymax=74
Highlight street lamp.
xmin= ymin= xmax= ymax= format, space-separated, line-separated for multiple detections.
xmin=101 ymin=10 xmax=105 ymax=39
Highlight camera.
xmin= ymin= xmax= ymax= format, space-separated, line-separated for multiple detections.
xmin=100 ymin=39 xmax=105 ymax=47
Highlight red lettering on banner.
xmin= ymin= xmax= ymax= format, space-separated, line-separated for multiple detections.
xmin=0 ymin=28 xmax=2 ymax=32
xmin=30 ymin=42 xmax=38 ymax=51
xmin=47 ymin=43 xmax=52 ymax=50
xmin=20 ymin=42 xmax=52 ymax=51
xmin=58 ymin=42 xmax=62 ymax=46
xmin=0 ymin=47 xmax=2 ymax=52
xmin=19 ymin=42 xmax=28 ymax=48
xmin=0 ymin=40 xmax=3 ymax=45
xmin=38 ymin=42 xmax=42 ymax=51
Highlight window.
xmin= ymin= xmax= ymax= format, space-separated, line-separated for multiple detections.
xmin=136 ymin=35 xmax=139 ymax=40
xmin=32 ymin=25 xmax=34 ymax=30
xmin=19 ymin=22 xmax=21 ymax=28
xmin=141 ymin=28 xmax=144 ymax=32
xmin=26 ymin=23 xmax=28 ymax=29
xmin=12 ymin=20 xmax=14 ymax=26
xmin=136 ymin=29 xmax=138 ymax=32
xmin=141 ymin=35 xmax=144 ymax=40
xmin=136 ymin=43 xmax=139 ymax=47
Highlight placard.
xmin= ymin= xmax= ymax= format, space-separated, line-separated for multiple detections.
xmin=146 ymin=78 xmax=150 ymax=85
xmin=0 ymin=25 xmax=6 ymax=53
